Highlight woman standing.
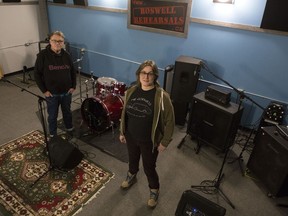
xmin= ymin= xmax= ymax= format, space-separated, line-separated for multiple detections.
xmin=119 ymin=60 xmax=175 ymax=208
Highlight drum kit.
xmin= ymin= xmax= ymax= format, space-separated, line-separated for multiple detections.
xmin=80 ymin=76 xmax=126 ymax=134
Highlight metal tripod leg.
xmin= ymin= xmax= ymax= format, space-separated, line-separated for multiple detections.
xmin=228 ymin=129 xmax=255 ymax=176
xmin=191 ymin=146 xmax=236 ymax=209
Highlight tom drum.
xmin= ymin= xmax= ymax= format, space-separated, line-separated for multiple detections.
xmin=96 ymin=77 xmax=117 ymax=96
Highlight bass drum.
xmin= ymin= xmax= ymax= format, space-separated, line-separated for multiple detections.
xmin=81 ymin=94 xmax=124 ymax=132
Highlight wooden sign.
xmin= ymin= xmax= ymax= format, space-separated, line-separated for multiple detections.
xmin=128 ymin=0 xmax=192 ymax=38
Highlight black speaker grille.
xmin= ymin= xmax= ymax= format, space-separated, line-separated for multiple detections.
xmin=171 ymin=56 xmax=201 ymax=103
xmin=247 ymin=126 xmax=288 ymax=197
xmin=187 ymin=92 xmax=243 ymax=151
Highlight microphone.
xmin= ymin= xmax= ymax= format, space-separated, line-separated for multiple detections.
xmin=80 ymin=48 xmax=85 ymax=55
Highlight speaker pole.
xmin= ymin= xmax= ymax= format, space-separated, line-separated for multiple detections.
xmin=191 ymin=146 xmax=236 ymax=209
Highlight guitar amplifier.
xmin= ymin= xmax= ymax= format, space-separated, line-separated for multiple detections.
xmin=205 ymin=85 xmax=231 ymax=106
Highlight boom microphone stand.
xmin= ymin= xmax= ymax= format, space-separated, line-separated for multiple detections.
xmin=1 ymin=78 xmax=55 ymax=187
xmin=189 ymin=61 xmax=265 ymax=209
xmin=199 ymin=63 xmax=265 ymax=176
xmin=191 ymin=146 xmax=235 ymax=209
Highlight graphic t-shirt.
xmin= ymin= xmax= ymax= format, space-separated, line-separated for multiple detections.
xmin=126 ymin=87 xmax=155 ymax=141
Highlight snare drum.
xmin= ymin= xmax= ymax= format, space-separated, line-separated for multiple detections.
xmin=114 ymin=82 xmax=126 ymax=96
xmin=81 ymin=93 xmax=124 ymax=132
xmin=96 ymin=77 xmax=117 ymax=96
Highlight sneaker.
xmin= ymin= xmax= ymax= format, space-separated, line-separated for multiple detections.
xmin=147 ymin=189 xmax=159 ymax=208
xmin=120 ymin=172 xmax=137 ymax=189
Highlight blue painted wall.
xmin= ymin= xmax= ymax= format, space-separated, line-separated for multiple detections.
xmin=47 ymin=0 xmax=288 ymax=127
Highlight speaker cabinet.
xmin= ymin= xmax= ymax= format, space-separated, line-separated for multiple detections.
xmin=187 ymin=92 xmax=243 ymax=151
xmin=171 ymin=56 xmax=201 ymax=103
xmin=261 ymin=0 xmax=288 ymax=32
xmin=48 ymin=136 xmax=84 ymax=171
xmin=171 ymin=56 xmax=201 ymax=125
xmin=173 ymin=101 xmax=189 ymax=126
xmin=247 ymin=126 xmax=288 ymax=197
xmin=175 ymin=190 xmax=226 ymax=216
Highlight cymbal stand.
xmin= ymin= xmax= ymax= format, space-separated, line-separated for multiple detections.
xmin=191 ymin=146 xmax=236 ymax=209
xmin=90 ymin=71 xmax=96 ymax=95
xmin=73 ymin=49 xmax=85 ymax=103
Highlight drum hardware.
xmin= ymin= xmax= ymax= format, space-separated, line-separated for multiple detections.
xmin=88 ymin=71 xmax=96 ymax=95
xmin=84 ymin=79 xmax=89 ymax=99
xmin=74 ymin=48 xmax=85 ymax=104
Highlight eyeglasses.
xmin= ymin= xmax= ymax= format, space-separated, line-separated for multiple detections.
xmin=139 ymin=71 xmax=154 ymax=77
xmin=50 ymin=39 xmax=64 ymax=44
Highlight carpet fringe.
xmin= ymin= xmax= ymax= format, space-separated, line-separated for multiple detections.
xmin=73 ymin=173 xmax=115 ymax=216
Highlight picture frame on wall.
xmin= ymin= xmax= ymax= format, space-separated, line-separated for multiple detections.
xmin=73 ymin=0 xmax=88 ymax=6
xmin=127 ymin=0 xmax=192 ymax=38
xmin=53 ymin=0 xmax=66 ymax=3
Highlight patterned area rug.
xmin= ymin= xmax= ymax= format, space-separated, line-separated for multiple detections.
xmin=0 ymin=130 xmax=114 ymax=216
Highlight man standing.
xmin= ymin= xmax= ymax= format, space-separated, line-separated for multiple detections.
xmin=34 ymin=31 xmax=76 ymax=137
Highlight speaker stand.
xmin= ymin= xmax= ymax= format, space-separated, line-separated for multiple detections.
xmin=191 ymin=146 xmax=236 ymax=209
xmin=228 ymin=128 xmax=255 ymax=176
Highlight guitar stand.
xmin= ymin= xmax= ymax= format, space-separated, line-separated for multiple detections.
xmin=191 ymin=146 xmax=236 ymax=209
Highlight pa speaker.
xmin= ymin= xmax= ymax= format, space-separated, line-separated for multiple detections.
xmin=171 ymin=56 xmax=201 ymax=103
xmin=175 ymin=190 xmax=226 ymax=216
xmin=48 ymin=136 xmax=84 ymax=171
xmin=173 ymin=101 xmax=189 ymax=126
xmin=187 ymin=92 xmax=243 ymax=151
xmin=247 ymin=126 xmax=288 ymax=197
xmin=261 ymin=0 xmax=288 ymax=32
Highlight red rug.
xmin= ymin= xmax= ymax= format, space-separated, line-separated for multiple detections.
xmin=0 ymin=130 xmax=114 ymax=216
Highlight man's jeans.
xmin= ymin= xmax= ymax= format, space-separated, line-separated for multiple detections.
xmin=46 ymin=93 xmax=73 ymax=136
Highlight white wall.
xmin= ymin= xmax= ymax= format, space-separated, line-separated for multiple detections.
xmin=0 ymin=1 xmax=45 ymax=75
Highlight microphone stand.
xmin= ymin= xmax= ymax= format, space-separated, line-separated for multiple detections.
xmin=1 ymin=78 xmax=56 ymax=187
xmin=189 ymin=62 xmax=265 ymax=209
xmin=200 ymin=63 xmax=265 ymax=176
